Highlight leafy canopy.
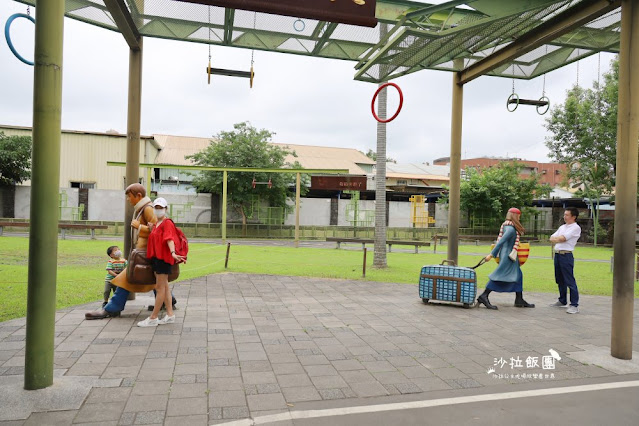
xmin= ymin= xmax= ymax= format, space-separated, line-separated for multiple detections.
xmin=187 ymin=122 xmax=306 ymax=221
xmin=441 ymin=162 xmax=551 ymax=228
xmin=0 ymin=132 xmax=32 ymax=186
xmin=544 ymin=58 xmax=619 ymax=193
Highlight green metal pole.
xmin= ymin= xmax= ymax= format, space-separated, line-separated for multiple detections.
xmin=611 ymin=0 xmax=638 ymax=361
xmin=447 ymin=59 xmax=464 ymax=265
xmin=24 ymin=0 xmax=65 ymax=390
xmin=295 ymin=172 xmax=300 ymax=247
xmin=222 ymin=170 xmax=227 ymax=243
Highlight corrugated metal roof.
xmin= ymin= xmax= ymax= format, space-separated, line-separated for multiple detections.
xmin=151 ymin=134 xmax=371 ymax=174
xmin=386 ymin=163 xmax=450 ymax=180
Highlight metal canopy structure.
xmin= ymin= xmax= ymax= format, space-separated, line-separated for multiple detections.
xmin=14 ymin=0 xmax=622 ymax=82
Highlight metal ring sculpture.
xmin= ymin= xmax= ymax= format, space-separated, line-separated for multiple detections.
xmin=5 ymin=13 xmax=35 ymax=66
xmin=536 ymin=96 xmax=550 ymax=115
xmin=293 ymin=19 xmax=305 ymax=32
xmin=371 ymin=82 xmax=403 ymax=123
xmin=506 ymin=93 xmax=519 ymax=112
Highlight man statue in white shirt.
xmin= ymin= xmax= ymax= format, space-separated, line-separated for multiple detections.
xmin=549 ymin=208 xmax=581 ymax=314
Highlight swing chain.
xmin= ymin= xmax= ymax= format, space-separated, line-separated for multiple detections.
xmin=251 ymin=12 xmax=257 ymax=66
xmin=208 ymin=6 xmax=211 ymax=61
xmin=27 ymin=6 xmax=30 ymax=16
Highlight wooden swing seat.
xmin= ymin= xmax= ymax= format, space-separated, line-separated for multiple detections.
xmin=508 ymin=98 xmax=549 ymax=107
xmin=206 ymin=67 xmax=252 ymax=78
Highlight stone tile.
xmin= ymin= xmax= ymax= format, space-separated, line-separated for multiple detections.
xmin=242 ymin=371 xmax=277 ymax=385
xmin=246 ymin=393 xmax=288 ymax=411
xmin=281 ymin=386 xmax=322 ymax=403
xmin=166 ymin=397 xmax=208 ymax=416
xmin=86 ymin=386 xmax=131 ymax=403
xmin=208 ymin=366 xmax=240 ymax=378
xmin=209 ymin=390 xmax=247 ymax=408
xmin=24 ymin=410 xmax=77 ymax=425
xmin=272 ymin=363 xmax=305 ymax=375
xmin=339 ymin=369 xmax=377 ymax=384
xmin=222 ymin=406 xmax=250 ymax=419
xmin=132 ymin=381 xmax=171 ymax=396
xmin=331 ymin=359 xmax=365 ymax=371
xmin=174 ymin=363 xmax=207 ymax=376
xmin=124 ymin=394 xmax=168 ymax=412
xmin=431 ymin=367 xmax=469 ymax=380
xmin=310 ymin=375 xmax=348 ymax=389
xmin=132 ymin=410 xmax=165 ymax=424
xmin=304 ymin=365 xmax=338 ymax=377
xmin=66 ymin=362 xmax=109 ymax=376
xmin=349 ymin=381 xmax=390 ymax=397
xmin=317 ymin=388 xmax=346 ymax=400
xmin=169 ymin=382 xmax=208 ymax=398
xmin=73 ymin=401 xmax=126 ymax=423
xmin=208 ymin=377 xmax=244 ymax=391
xmin=164 ymin=415 xmax=209 ymax=426
xmin=276 ymin=374 xmax=313 ymax=388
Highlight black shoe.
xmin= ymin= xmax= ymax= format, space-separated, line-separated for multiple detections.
xmin=515 ymin=300 xmax=535 ymax=308
xmin=85 ymin=309 xmax=121 ymax=320
xmin=102 ymin=301 xmax=108 ymax=308
xmin=477 ymin=294 xmax=498 ymax=310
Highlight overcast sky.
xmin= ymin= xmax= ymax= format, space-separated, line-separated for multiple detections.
xmin=0 ymin=1 xmax=615 ymax=165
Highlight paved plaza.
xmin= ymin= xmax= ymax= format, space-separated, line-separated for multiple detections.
xmin=1 ymin=273 xmax=639 ymax=425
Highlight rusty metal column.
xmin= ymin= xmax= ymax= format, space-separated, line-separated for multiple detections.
xmin=447 ymin=59 xmax=464 ymax=264
xmin=611 ymin=0 xmax=639 ymax=360
xmin=24 ymin=0 xmax=64 ymax=390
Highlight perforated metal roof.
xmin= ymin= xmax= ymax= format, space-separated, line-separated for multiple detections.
xmin=13 ymin=0 xmax=621 ymax=83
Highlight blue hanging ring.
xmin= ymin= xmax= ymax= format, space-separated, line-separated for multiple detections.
xmin=5 ymin=13 xmax=35 ymax=66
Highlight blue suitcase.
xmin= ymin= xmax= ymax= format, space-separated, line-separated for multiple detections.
xmin=419 ymin=260 xmax=478 ymax=309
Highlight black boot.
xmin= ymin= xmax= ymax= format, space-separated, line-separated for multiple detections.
xmin=477 ymin=290 xmax=498 ymax=310
xmin=514 ymin=292 xmax=535 ymax=308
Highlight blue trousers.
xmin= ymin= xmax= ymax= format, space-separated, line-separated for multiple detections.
xmin=104 ymin=287 xmax=176 ymax=313
xmin=104 ymin=286 xmax=129 ymax=313
xmin=554 ymin=252 xmax=579 ymax=307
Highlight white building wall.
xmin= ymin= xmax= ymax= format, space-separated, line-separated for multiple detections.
xmin=284 ymin=198 xmax=331 ymax=226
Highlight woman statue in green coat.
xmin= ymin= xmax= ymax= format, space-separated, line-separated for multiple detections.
xmin=476 ymin=207 xmax=535 ymax=310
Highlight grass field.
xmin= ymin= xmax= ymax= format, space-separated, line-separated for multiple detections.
xmin=0 ymin=236 xmax=636 ymax=322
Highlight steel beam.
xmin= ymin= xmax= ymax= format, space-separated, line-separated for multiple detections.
xmin=107 ymin=162 xmax=349 ymax=174
xmin=24 ymin=0 xmax=64 ymax=390
xmin=459 ymin=0 xmax=621 ymax=85
xmin=104 ymin=0 xmax=141 ymax=50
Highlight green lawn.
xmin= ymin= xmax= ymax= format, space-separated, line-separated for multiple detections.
xmin=0 ymin=237 xmax=635 ymax=322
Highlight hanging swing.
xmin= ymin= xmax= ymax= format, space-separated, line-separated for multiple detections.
xmin=252 ymin=177 xmax=272 ymax=189
xmin=506 ymin=63 xmax=550 ymax=115
xmin=4 ymin=5 xmax=35 ymax=66
xmin=206 ymin=8 xmax=255 ymax=88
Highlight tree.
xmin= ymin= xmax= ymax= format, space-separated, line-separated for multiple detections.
xmin=440 ymin=162 xmax=551 ymax=229
xmin=0 ymin=132 xmax=32 ymax=218
xmin=365 ymin=149 xmax=396 ymax=163
xmin=545 ymin=57 xmax=619 ymax=193
xmin=187 ymin=122 xmax=306 ymax=229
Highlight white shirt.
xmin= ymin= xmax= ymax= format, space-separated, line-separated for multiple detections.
xmin=551 ymin=222 xmax=581 ymax=251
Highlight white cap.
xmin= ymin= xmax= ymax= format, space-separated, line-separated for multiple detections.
xmin=152 ymin=197 xmax=168 ymax=208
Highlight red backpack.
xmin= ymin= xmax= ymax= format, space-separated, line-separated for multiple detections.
xmin=167 ymin=219 xmax=189 ymax=259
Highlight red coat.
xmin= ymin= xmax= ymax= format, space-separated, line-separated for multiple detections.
xmin=147 ymin=218 xmax=179 ymax=264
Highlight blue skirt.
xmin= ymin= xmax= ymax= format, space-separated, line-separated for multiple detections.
xmin=485 ymin=269 xmax=523 ymax=293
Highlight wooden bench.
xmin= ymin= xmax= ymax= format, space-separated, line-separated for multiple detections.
xmin=326 ymin=237 xmax=430 ymax=254
xmin=0 ymin=221 xmax=108 ymax=239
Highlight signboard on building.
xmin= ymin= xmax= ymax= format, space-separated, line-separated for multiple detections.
xmin=172 ymin=0 xmax=377 ymax=27
xmin=311 ymin=175 xmax=367 ymax=191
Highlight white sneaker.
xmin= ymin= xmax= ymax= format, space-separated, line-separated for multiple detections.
xmin=137 ymin=317 xmax=159 ymax=327
xmin=160 ymin=314 xmax=175 ymax=324
xmin=566 ymin=306 xmax=579 ymax=314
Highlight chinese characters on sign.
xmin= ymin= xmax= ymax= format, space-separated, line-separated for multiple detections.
xmin=487 ymin=349 xmax=561 ymax=380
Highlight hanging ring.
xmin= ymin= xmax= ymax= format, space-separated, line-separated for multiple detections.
xmin=536 ymin=96 xmax=550 ymax=115
xmin=5 ymin=13 xmax=35 ymax=66
xmin=371 ymin=82 xmax=403 ymax=123
xmin=506 ymin=93 xmax=519 ymax=112
xmin=293 ymin=19 xmax=305 ymax=32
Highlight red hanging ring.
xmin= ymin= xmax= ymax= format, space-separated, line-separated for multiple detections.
xmin=371 ymin=82 xmax=403 ymax=123
xmin=267 ymin=178 xmax=272 ymax=188
xmin=251 ymin=178 xmax=256 ymax=189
